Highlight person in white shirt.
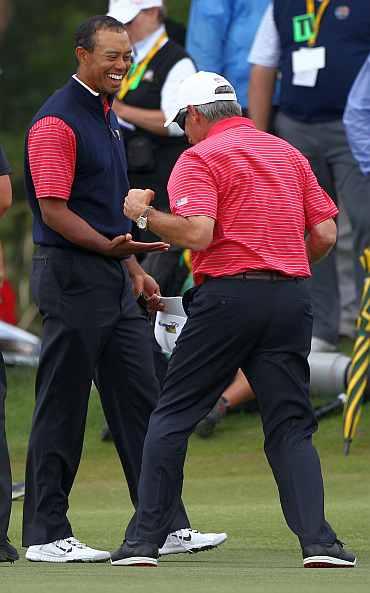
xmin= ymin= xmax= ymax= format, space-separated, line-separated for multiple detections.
xmin=107 ymin=0 xmax=196 ymax=234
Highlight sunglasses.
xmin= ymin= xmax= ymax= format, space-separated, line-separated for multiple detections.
xmin=174 ymin=108 xmax=188 ymax=131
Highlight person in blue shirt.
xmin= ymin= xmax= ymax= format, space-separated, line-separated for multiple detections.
xmin=344 ymin=54 xmax=370 ymax=176
xmin=186 ymin=0 xmax=271 ymax=111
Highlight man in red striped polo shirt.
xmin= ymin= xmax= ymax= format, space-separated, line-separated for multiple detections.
xmin=115 ymin=71 xmax=356 ymax=568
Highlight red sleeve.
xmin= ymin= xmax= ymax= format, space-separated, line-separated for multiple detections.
xmin=167 ymin=150 xmax=218 ymax=219
xmin=28 ymin=116 xmax=76 ymax=200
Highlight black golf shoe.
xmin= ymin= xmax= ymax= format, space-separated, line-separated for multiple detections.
xmin=0 ymin=538 xmax=19 ymax=563
xmin=303 ymin=540 xmax=356 ymax=568
xmin=111 ymin=541 xmax=158 ymax=567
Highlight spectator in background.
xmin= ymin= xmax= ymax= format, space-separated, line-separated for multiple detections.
xmin=107 ymin=0 xmax=196 ymax=241
xmin=344 ymin=53 xmax=370 ymax=175
xmin=248 ymin=1 xmax=370 ymax=352
xmin=0 ymin=144 xmax=18 ymax=563
xmin=105 ymin=0 xmax=197 ymax=419
xmin=186 ymin=0 xmax=272 ymax=114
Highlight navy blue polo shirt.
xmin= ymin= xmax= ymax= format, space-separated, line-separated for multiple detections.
xmin=274 ymin=0 xmax=370 ymax=122
xmin=24 ymin=77 xmax=132 ymax=247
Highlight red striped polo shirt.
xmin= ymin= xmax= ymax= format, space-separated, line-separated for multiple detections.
xmin=28 ymin=100 xmax=111 ymax=200
xmin=168 ymin=117 xmax=338 ymax=285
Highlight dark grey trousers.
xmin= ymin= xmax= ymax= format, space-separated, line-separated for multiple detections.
xmin=274 ymin=112 xmax=370 ymax=345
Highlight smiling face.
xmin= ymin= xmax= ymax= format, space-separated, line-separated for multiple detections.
xmin=76 ymin=28 xmax=133 ymax=97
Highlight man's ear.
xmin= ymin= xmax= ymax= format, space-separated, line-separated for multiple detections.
xmin=187 ymin=105 xmax=199 ymax=121
xmin=75 ymin=46 xmax=90 ymax=66
xmin=148 ymin=7 xmax=160 ymax=20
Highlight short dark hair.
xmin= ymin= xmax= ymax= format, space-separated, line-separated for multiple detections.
xmin=75 ymin=15 xmax=126 ymax=51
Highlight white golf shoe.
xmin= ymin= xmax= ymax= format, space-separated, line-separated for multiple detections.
xmin=25 ymin=537 xmax=110 ymax=563
xmin=159 ymin=529 xmax=227 ymax=556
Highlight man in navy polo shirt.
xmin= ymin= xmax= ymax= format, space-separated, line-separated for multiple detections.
xmin=248 ymin=1 xmax=370 ymax=352
xmin=22 ymin=15 xmax=226 ymax=563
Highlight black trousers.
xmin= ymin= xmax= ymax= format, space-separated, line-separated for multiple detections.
xmin=0 ymin=352 xmax=12 ymax=541
xmin=131 ymin=278 xmax=337 ymax=548
xmin=22 ymin=247 xmax=189 ymax=546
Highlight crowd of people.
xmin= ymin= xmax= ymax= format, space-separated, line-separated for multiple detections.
xmin=1 ymin=0 xmax=369 ymax=569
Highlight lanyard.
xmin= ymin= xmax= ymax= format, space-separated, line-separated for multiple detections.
xmin=117 ymin=32 xmax=168 ymax=101
xmin=306 ymin=0 xmax=331 ymax=46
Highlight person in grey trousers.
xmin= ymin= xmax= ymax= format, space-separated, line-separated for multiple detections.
xmin=248 ymin=1 xmax=370 ymax=351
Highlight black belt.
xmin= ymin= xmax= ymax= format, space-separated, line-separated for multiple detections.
xmin=204 ymin=271 xmax=299 ymax=282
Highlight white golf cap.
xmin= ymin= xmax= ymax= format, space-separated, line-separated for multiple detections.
xmin=164 ymin=71 xmax=237 ymax=127
xmin=107 ymin=0 xmax=163 ymax=25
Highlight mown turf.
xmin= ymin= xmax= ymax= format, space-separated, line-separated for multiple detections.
xmin=1 ymin=366 xmax=369 ymax=593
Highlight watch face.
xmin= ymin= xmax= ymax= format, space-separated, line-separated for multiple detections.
xmin=137 ymin=216 xmax=146 ymax=230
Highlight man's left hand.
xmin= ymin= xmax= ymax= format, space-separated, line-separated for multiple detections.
xmin=124 ymin=188 xmax=154 ymax=221
xmin=131 ymin=271 xmax=164 ymax=312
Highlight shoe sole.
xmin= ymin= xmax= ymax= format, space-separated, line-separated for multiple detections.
xmin=111 ymin=556 xmax=158 ymax=567
xmin=304 ymin=555 xmax=356 ymax=568
xmin=159 ymin=534 xmax=227 ymax=556
xmin=26 ymin=553 xmax=110 ymax=563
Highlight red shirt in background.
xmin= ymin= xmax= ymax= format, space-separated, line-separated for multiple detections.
xmin=0 ymin=279 xmax=17 ymax=325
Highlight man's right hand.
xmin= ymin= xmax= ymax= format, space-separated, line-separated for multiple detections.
xmin=105 ymin=234 xmax=170 ymax=258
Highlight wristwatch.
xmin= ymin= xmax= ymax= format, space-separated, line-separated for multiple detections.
xmin=136 ymin=206 xmax=153 ymax=231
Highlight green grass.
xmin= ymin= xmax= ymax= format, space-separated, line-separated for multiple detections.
xmin=1 ymin=366 xmax=370 ymax=592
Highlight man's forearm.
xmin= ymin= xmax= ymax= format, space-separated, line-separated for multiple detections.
xmin=248 ymin=65 xmax=277 ymax=131
xmin=306 ymin=225 xmax=337 ymax=264
xmin=305 ymin=220 xmax=337 ymax=263
xmin=147 ymin=208 xmax=194 ymax=248
xmin=147 ymin=208 xmax=206 ymax=250
xmin=40 ymin=200 xmax=112 ymax=254
xmin=124 ymin=189 xmax=214 ymax=250
xmin=0 ymin=175 xmax=12 ymax=216
xmin=113 ymin=101 xmax=167 ymax=136
xmin=305 ymin=236 xmax=334 ymax=263
xmin=125 ymin=255 xmax=145 ymax=276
